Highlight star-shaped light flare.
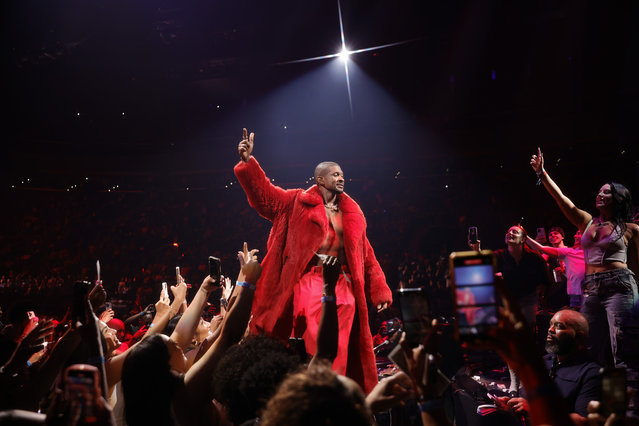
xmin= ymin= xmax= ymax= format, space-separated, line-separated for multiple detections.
xmin=274 ymin=0 xmax=420 ymax=118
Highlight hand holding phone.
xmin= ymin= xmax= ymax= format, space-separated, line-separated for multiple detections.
xmin=388 ymin=330 xmax=450 ymax=398
xmin=468 ymin=226 xmax=479 ymax=245
xmin=209 ymin=256 xmax=221 ymax=283
xmin=64 ymin=364 xmax=100 ymax=423
xmin=396 ymin=288 xmax=431 ymax=348
xmin=449 ymin=250 xmax=498 ymax=341
xmin=161 ymin=282 xmax=169 ymax=299
xmin=536 ymin=227 xmax=547 ymax=243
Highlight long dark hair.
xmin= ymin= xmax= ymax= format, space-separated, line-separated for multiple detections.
xmin=122 ymin=334 xmax=181 ymax=426
xmin=605 ymin=181 xmax=633 ymax=225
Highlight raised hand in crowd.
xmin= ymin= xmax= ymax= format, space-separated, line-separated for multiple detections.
xmin=170 ymin=274 xmax=189 ymax=316
xmin=142 ymin=285 xmax=174 ymax=337
xmin=99 ymin=308 xmax=114 ymax=324
xmin=154 ymin=289 xmax=171 ymax=318
xmin=530 ymin=146 xmax=544 ymax=174
xmin=19 ymin=311 xmax=40 ymax=341
xmin=237 ymin=242 xmax=259 ymax=274
xmin=88 ymin=284 xmax=107 ymax=313
xmin=220 ymin=277 xmax=233 ymax=315
xmin=310 ymin=255 xmax=340 ymax=365
xmin=222 ymin=277 xmax=233 ymax=300
xmin=2 ymin=319 xmax=54 ymax=375
xmin=192 ymin=244 xmax=259 ymax=365
xmin=170 ymin=273 xmax=218 ymax=352
xmin=175 ymin=244 xmax=262 ymax=425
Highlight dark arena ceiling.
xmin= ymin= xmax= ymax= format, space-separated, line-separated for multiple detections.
xmin=2 ymin=1 xmax=638 ymax=191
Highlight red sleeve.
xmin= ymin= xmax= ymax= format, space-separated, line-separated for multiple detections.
xmin=363 ymin=236 xmax=392 ymax=306
xmin=234 ymin=157 xmax=291 ymax=222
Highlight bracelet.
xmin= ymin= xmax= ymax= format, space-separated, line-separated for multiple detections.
xmin=418 ymin=398 xmax=444 ymax=412
xmin=26 ymin=361 xmax=31 ymax=367
xmin=236 ymin=281 xmax=256 ymax=291
xmin=535 ymin=169 xmax=546 ymax=186
xmin=321 ymin=295 xmax=336 ymax=303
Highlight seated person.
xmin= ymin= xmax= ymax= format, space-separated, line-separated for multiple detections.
xmin=500 ymin=309 xmax=601 ymax=421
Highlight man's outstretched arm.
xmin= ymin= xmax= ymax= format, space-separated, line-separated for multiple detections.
xmin=234 ymin=127 xmax=292 ymax=221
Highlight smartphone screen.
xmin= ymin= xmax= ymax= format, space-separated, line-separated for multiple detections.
xmin=209 ymin=256 xmax=221 ymax=281
xmin=449 ymin=251 xmax=498 ymax=340
xmin=601 ymin=367 xmax=627 ymax=416
xmin=396 ymin=288 xmax=431 ymax=348
xmin=175 ymin=266 xmax=180 ymax=282
xmin=65 ymin=364 xmax=100 ymax=423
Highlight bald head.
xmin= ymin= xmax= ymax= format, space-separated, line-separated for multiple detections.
xmin=546 ymin=309 xmax=590 ymax=356
xmin=554 ymin=309 xmax=589 ymax=338
xmin=314 ymin=161 xmax=341 ymax=180
xmin=314 ymin=162 xmax=345 ymax=195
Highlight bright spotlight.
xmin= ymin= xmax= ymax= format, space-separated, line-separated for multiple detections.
xmin=338 ymin=47 xmax=351 ymax=62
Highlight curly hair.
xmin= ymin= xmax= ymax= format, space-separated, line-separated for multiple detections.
xmin=212 ymin=335 xmax=301 ymax=425
xmin=260 ymin=361 xmax=373 ymax=426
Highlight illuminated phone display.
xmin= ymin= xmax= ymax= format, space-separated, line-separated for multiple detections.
xmin=449 ymin=251 xmax=498 ymax=340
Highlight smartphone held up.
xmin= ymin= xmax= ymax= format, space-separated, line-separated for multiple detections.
xmin=396 ymin=287 xmax=431 ymax=348
xmin=468 ymin=226 xmax=479 ymax=245
xmin=64 ymin=364 xmax=101 ymax=424
xmin=209 ymin=256 xmax=221 ymax=282
xmin=449 ymin=250 xmax=499 ymax=341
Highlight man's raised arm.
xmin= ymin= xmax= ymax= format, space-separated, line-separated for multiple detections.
xmin=234 ymin=127 xmax=292 ymax=221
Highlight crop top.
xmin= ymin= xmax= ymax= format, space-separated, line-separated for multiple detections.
xmin=581 ymin=219 xmax=627 ymax=264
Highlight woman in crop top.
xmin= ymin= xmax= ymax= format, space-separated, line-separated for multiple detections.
xmin=530 ymin=147 xmax=639 ymax=417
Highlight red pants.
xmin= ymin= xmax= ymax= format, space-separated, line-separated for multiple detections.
xmin=292 ymin=266 xmax=355 ymax=375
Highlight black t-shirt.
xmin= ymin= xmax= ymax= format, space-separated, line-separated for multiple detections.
xmin=543 ymin=353 xmax=602 ymax=417
xmin=495 ymin=247 xmax=550 ymax=300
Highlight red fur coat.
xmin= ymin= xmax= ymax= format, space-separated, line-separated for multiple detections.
xmin=234 ymin=157 xmax=392 ymax=393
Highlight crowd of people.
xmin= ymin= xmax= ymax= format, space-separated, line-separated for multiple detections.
xmin=1 ymin=143 xmax=638 ymax=425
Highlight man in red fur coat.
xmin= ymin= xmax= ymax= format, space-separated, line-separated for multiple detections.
xmin=234 ymin=128 xmax=392 ymax=393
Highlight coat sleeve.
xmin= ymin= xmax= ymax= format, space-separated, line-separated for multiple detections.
xmin=363 ymin=236 xmax=392 ymax=307
xmin=234 ymin=157 xmax=291 ymax=222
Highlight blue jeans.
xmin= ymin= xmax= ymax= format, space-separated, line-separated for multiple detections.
xmin=581 ymin=268 xmax=639 ymax=414
xmin=569 ymin=294 xmax=583 ymax=308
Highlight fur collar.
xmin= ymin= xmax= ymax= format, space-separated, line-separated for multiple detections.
xmin=299 ymin=185 xmax=363 ymax=215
